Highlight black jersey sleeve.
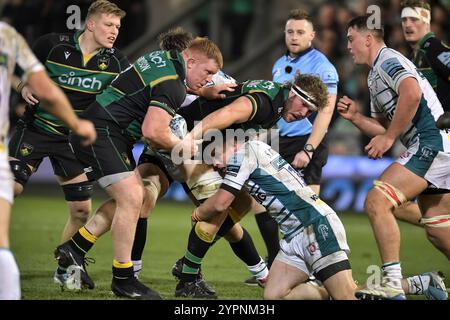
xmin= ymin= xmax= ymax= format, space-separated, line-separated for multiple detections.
xmin=244 ymin=92 xmax=276 ymax=124
xmin=149 ymin=79 xmax=186 ymax=116
xmin=423 ymin=37 xmax=450 ymax=81
xmin=31 ymin=34 xmax=54 ymax=64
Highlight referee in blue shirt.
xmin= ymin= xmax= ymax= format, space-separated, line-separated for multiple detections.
xmin=247 ymin=9 xmax=339 ymax=285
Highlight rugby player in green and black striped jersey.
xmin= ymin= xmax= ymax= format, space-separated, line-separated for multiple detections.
xmin=400 ymin=1 xmax=450 ymax=120
xmin=8 ymin=0 xmax=128 ymax=291
xmin=57 ymin=37 xmax=223 ymax=300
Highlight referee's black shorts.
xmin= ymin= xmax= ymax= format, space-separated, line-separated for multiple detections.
xmin=279 ymin=134 xmax=329 ymax=185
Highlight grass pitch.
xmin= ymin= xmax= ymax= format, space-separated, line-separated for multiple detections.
xmin=10 ymin=187 xmax=449 ymax=300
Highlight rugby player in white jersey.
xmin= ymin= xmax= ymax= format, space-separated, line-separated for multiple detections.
xmin=338 ymin=15 xmax=450 ymax=300
xmin=0 ymin=22 xmax=96 ymax=300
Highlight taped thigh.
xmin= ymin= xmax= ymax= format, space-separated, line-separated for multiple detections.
xmin=373 ymin=180 xmax=408 ymax=208
xmin=420 ymin=215 xmax=450 ymax=228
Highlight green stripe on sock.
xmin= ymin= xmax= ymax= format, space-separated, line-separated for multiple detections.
xmin=185 ymin=251 xmax=202 ymax=264
xmin=182 ymin=265 xmax=199 ymax=274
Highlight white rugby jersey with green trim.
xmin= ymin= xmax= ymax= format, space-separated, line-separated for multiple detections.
xmin=368 ymin=47 xmax=448 ymax=152
xmin=0 ymin=22 xmax=44 ymax=140
xmin=220 ymin=140 xmax=336 ymax=241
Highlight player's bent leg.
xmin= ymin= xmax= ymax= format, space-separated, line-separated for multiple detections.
xmin=104 ymin=172 xmax=144 ymax=263
xmin=365 ymin=164 xmax=427 ymax=280
xmin=290 ymin=280 xmax=330 ymax=300
xmin=252 ymin=199 xmax=279 ymax=272
xmin=0 ymin=248 xmax=20 ymax=300
xmin=263 ymin=259 xmax=309 ymax=300
xmin=131 ymin=163 xmax=168 ymax=278
xmin=9 ymin=157 xmax=33 ymax=196
xmin=86 ymin=199 xmax=116 ymax=236
xmin=364 ymin=186 xmax=403 ymax=264
xmin=104 ymin=172 xmax=161 ymax=300
xmin=418 ymin=193 xmax=450 ymax=260
xmin=0 ymin=160 xmax=21 ymax=299
xmin=223 ymin=222 xmax=243 ymax=242
xmin=322 ymin=269 xmax=357 ymax=300
xmin=393 ymin=201 xmax=422 ymax=227
xmin=424 ymin=225 xmax=450 ymax=259
xmin=223 ymin=223 xmax=269 ymax=287
xmin=59 ymin=173 xmax=93 ymax=242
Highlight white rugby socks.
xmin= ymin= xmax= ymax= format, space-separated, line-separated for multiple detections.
xmin=0 ymin=248 xmax=21 ymax=300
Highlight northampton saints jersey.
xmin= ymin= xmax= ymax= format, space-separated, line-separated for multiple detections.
xmin=413 ymin=32 xmax=450 ymax=110
xmin=178 ymin=79 xmax=290 ymax=131
xmin=25 ymin=31 xmax=129 ymax=136
xmin=86 ymin=50 xmax=187 ymax=140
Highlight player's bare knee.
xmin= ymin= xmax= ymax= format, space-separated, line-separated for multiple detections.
xmin=364 ymin=189 xmax=388 ymax=216
xmin=118 ymin=186 xmax=144 ymax=211
xmin=365 ymin=181 xmax=407 ymax=217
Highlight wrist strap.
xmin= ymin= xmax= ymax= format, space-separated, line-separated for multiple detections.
xmin=302 ymin=150 xmax=312 ymax=161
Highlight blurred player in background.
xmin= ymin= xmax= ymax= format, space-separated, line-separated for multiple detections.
xmin=400 ymin=0 xmax=450 ymax=130
xmin=391 ymin=0 xmax=450 ymax=227
xmin=0 ymin=22 xmax=96 ymax=300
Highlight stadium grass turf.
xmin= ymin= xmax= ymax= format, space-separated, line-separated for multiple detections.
xmin=10 ymin=190 xmax=449 ymax=300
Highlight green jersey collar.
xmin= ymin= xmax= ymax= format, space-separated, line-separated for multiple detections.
xmin=419 ymin=32 xmax=435 ymax=49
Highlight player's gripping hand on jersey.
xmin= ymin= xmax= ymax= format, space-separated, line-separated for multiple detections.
xmin=190 ymin=83 xmax=237 ymax=100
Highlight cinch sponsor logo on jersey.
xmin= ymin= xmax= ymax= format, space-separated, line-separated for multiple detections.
xmin=58 ymin=71 xmax=103 ymax=91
